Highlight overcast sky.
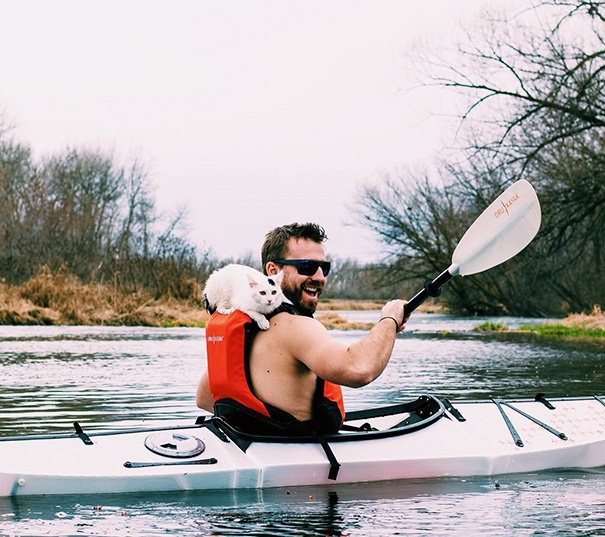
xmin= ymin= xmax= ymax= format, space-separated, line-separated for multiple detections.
xmin=1 ymin=0 xmax=510 ymax=263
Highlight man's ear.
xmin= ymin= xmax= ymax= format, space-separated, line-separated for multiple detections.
xmin=265 ymin=262 xmax=280 ymax=276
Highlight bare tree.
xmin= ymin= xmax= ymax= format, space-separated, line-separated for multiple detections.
xmin=415 ymin=1 xmax=605 ymax=164
xmin=0 ymin=137 xmax=35 ymax=278
xmin=0 ymin=134 xmax=216 ymax=303
xmin=355 ymin=164 xmax=558 ymax=315
xmin=354 ymin=0 xmax=605 ymax=314
xmin=36 ymin=149 xmax=124 ymax=279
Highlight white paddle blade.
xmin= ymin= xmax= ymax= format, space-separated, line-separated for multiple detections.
xmin=452 ymin=179 xmax=541 ymax=276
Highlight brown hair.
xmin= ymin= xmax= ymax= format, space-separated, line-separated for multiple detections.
xmin=261 ymin=222 xmax=328 ymax=274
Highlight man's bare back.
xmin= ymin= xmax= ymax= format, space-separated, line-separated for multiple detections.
xmin=249 ymin=312 xmax=322 ymax=421
xmin=196 ymin=223 xmax=408 ymax=426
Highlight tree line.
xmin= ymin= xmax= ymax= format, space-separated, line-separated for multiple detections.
xmin=0 ymin=130 xmax=391 ymax=304
xmin=0 ymin=136 xmax=209 ymax=301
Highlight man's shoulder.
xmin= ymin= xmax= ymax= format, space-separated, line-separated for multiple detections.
xmin=269 ymin=309 xmax=316 ymax=326
xmin=267 ymin=303 xmax=312 ymax=319
xmin=269 ymin=314 xmax=327 ymax=346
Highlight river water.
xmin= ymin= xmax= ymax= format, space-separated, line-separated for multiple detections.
xmin=0 ymin=312 xmax=604 ymax=536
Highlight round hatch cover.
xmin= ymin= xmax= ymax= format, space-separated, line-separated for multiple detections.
xmin=144 ymin=431 xmax=205 ymax=458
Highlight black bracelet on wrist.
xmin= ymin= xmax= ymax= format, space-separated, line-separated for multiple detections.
xmin=379 ymin=316 xmax=400 ymax=330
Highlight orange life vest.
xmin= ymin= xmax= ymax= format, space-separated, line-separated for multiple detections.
xmin=205 ymin=309 xmax=345 ymax=435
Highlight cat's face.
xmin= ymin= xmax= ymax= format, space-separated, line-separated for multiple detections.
xmin=247 ymin=271 xmax=284 ymax=312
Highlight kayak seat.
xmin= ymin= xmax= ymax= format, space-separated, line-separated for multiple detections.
xmin=209 ymin=394 xmax=446 ymax=445
xmin=213 ymin=398 xmax=329 ymax=437
xmin=212 ymin=398 xmax=343 ymax=480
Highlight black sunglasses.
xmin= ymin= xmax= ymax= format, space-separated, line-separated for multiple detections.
xmin=273 ymin=259 xmax=331 ymax=277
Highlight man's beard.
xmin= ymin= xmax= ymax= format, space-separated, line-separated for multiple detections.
xmin=282 ymin=286 xmax=318 ymax=317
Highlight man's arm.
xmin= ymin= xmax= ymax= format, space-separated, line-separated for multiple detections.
xmin=276 ymin=299 xmax=408 ymax=388
xmin=196 ymin=369 xmax=214 ymax=412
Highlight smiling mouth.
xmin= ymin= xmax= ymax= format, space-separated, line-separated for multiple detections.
xmin=303 ymin=286 xmax=321 ymax=299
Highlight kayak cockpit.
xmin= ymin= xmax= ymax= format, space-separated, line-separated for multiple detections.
xmin=199 ymin=394 xmax=447 ymax=446
xmin=197 ymin=394 xmax=447 ymax=480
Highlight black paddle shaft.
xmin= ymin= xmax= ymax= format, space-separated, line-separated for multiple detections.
xmin=404 ymin=268 xmax=454 ymax=316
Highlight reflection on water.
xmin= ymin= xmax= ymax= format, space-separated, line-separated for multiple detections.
xmin=1 ymin=315 xmax=605 ymax=535
xmin=2 ymin=471 xmax=605 ymax=536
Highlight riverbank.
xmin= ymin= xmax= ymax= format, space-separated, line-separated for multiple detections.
xmin=0 ymin=272 xmax=602 ymax=334
xmin=0 ymin=272 xmax=207 ymax=327
xmin=0 ymin=270 xmax=442 ymax=328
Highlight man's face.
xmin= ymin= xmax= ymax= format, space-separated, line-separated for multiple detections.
xmin=268 ymin=238 xmax=328 ymax=315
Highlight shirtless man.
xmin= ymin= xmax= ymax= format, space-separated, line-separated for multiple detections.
xmin=196 ymin=222 xmax=408 ymax=431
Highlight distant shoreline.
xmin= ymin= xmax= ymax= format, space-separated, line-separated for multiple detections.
xmin=0 ymin=278 xmax=602 ymax=336
xmin=0 ymin=272 xmax=440 ymax=327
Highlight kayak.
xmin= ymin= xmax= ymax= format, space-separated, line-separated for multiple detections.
xmin=1 ymin=393 xmax=605 ymax=497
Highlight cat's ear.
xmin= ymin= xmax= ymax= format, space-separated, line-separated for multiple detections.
xmin=247 ymin=273 xmax=259 ymax=288
xmin=271 ymin=271 xmax=284 ymax=285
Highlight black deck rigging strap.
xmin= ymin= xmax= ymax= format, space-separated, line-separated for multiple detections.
xmin=441 ymin=398 xmax=466 ymax=422
xmin=73 ymin=422 xmax=93 ymax=445
xmin=315 ymin=434 xmax=340 ymax=480
xmin=492 ymin=398 xmax=569 ymax=447
xmin=535 ymin=393 xmax=555 ymax=409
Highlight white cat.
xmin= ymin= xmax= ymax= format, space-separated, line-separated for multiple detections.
xmin=202 ymin=264 xmax=289 ymax=330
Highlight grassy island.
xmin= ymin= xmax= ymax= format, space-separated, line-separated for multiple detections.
xmin=474 ymin=306 xmax=605 ymax=339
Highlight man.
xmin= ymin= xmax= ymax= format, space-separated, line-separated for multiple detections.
xmin=196 ymin=222 xmax=408 ymax=434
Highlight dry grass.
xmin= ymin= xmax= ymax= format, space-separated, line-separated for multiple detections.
xmin=1 ymin=268 xmax=602 ymax=332
xmin=317 ymin=298 xmax=445 ymax=313
xmin=0 ymin=270 xmax=397 ymax=329
xmin=0 ymin=267 xmax=208 ymax=327
xmin=559 ymin=305 xmax=605 ymax=330
xmin=315 ymin=312 xmax=374 ymax=331
xmin=0 ymin=271 xmax=443 ymax=329
xmin=317 ymin=299 xmax=386 ymax=311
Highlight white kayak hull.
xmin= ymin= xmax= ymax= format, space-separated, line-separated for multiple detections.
xmin=1 ymin=394 xmax=605 ymax=497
